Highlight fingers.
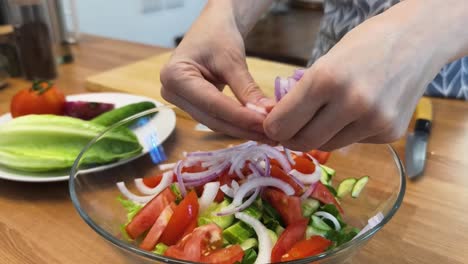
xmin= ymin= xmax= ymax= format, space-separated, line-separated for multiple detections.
xmin=222 ymin=61 xmax=276 ymax=111
xmin=263 ymin=62 xmax=338 ymax=142
xmin=161 ymin=62 xmax=267 ymax=133
xmin=278 ymin=101 xmax=355 ymax=151
xmin=161 ymin=84 xmax=275 ymax=144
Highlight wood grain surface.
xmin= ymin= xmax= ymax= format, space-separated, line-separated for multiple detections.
xmin=0 ymin=34 xmax=467 ymax=264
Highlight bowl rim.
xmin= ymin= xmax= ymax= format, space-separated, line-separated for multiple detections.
xmin=69 ymin=108 xmax=406 ymax=264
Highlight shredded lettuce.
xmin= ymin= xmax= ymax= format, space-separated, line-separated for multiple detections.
xmin=117 ymin=195 xmax=143 ymax=223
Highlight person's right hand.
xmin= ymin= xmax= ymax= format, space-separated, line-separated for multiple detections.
xmin=160 ymin=1 xmax=275 ymax=143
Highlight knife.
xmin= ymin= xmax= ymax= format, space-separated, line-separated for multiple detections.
xmin=405 ymin=97 xmax=433 ymax=180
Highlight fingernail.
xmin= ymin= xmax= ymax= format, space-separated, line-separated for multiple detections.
xmin=258 ymin=98 xmax=276 ymax=112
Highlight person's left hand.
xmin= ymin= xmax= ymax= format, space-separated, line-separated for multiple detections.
xmin=263 ymin=6 xmax=449 ymax=151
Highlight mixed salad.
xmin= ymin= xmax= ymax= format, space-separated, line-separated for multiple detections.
xmin=117 ymin=142 xmax=376 ymax=263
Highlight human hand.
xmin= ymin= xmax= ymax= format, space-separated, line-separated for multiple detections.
xmin=264 ymin=1 xmax=454 ymax=151
xmin=160 ymin=1 xmax=275 ymax=142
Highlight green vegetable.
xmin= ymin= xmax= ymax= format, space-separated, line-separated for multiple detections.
xmin=0 ymin=115 xmax=142 ymax=172
xmin=320 ymin=204 xmax=347 ymax=229
xmin=153 ymin=243 xmax=168 ymax=255
xmin=261 ymin=200 xmax=283 ymax=231
xmin=223 ymin=203 xmax=262 ymax=244
xmin=320 ymin=164 xmax=336 ymax=177
xmin=337 ymin=178 xmax=357 ymax=198
xmin=311 ymin=215 xmax=332 ymax=231
xmin=223 ymin=221 xmax=255 ymax=244
xmin=91 ymin=101 xmax=156 ymax=127
xmin=170 ymin=183 xmax=183 ymax=204
xmin=275 ymin=225 xmax=285 ymax=236
xmin=301 ymin=198 xmax=320 ymax=218
xmin=198 ymin=200 xmax=234 ymax=229
xmin=117 ymin=196 xmax=142 ymax=242
xmin=320 ymin=165 xmax=335 ymax=185
xmin=117 ymin=196 xmax=143 ymax=223
xmin=325 ymin=185 xmax=338 ymax=197
xmin=241 ymin=248 xmax=258 ymax=264
xmin=240 ymin=238 xmax=258 ymax=251
xmin=352 ymin=176 xmax=369 ymax=198
xmin=267 ymin=229 xmax=278 ymax=244
xmin=306 ymin=225 xmax=327 ymax=238
xmin=325 ymin=227 xmax=360 ymax=248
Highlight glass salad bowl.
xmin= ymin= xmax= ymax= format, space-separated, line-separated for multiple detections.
xmin=69 ymin=108 xmax=406 ymax=264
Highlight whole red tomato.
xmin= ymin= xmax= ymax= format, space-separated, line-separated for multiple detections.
xmin=10 ymin=81 xmax=65 ymax=118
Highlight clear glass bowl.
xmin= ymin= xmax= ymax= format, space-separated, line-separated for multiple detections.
xmin=69 ymin=108 xmax=406 ymax=264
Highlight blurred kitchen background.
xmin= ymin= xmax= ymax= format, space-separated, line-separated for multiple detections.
xmin=0 ymin=0 xmax=323 ymax=86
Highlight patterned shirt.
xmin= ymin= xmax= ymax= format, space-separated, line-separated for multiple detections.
xmin=308 ymin=0 xmax=468 ymax=100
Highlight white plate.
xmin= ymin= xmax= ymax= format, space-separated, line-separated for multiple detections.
xmin=0 ymin=92 xmax=176 ymax=183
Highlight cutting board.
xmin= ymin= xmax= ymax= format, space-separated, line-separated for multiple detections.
xmin=86 ymin=52 xmax=298 ymax=119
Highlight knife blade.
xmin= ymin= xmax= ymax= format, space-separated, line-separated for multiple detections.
xmin=405 ymin=97 xmax=432 ymax=179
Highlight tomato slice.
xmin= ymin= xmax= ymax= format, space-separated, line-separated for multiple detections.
xmin=311 ymin=182 xmax=344 ymax=214
xmin=280 ymin=236 xmax=332 ymax=262
xmin=139 ymin=202 xmax=176 ymax=251
xmin=271 ymin=218 xmax=309 ymax=262
xmin=125 ymin=188 xmax=176 ymax=239
xmin=270 ymin=165 xmax=303 ymax=195
xmin=292 ymin=156 xmax=316 ymax=174
xmin=307 ymin=150 xmax=331 ymax=164
xmin=201 ymin=245 xmax=244 ymax=264
xmin=159 ymin=191 xmax=199 ymax=245
xmin=182 ymin=217 xmax=198 ymax=238
xmin=263 ymin=188 xmax=306 ymax=226
xmin=143 ymin=173 xmax=176 ymax=188
xmin=165 ymin=223 xmax=223 ymax=262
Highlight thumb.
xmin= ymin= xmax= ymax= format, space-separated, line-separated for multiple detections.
xmin=222 ymin=63 xmax=275 ymax=112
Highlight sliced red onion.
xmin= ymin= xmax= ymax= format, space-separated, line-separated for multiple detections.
xmin=220 ymin=184 xmax=235 ymax=198
xmin=274 ymin=77 xmax=282 ymax=102
xmin=284 ymin=147 xmax=296 ymax=165
xmin=289 ymin=167 xmax=321 ymax=185
xmin=292 ymin=68 xmax=306 ymax=81
xmin=286 ymin=77 xmax=297 ymax=92
xmin=288 ymin=171 xmax=306 ymax=190
xmin=217 ymin=177 xmax=294 ymax=216
xmin=134 ymin=170 xmax=174 ymax=195
xmin=158 ymin=162 xmax=176 ymax=171
xmin=301 ymin=182 xmax=318 ymax=200
xmin=314 ymin=211 xmax=341 ymax=231
xmin=246 ymin=103 xmax=267 ymax=115
xmin=258 ymin=145 xmax=291 ymax=172
xmin=116 ymin=182 xmax=155 ymax=204
xmin=199 ymin=181 xmax=220 ymax=213
xmin=231 ymin=180 xmax=240 ymax=192
xmin=235 ymin=212 xmax=272 ymax=264
xmin=182 ymin=160 xmax=229 ymax=182
xmin=174 ymin=161 xmax=187 ymax=197
xmin=263 ymin=154 xmax=271 ymax=177
xmin=249 ymin=162 xmax=263 ymax=177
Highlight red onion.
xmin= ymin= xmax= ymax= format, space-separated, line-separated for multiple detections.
xmin=314 ymin=211 xmax=341 ymax=231
xmin=292 ymin=68 xmax=306 ymax=81
xmin=301 ymin=182 xmax=318 ymax=200
xmin=116 ymin=182 xmax=155 ymax=204
xmin=284 ymin=147 xmax=296 ymax=165
xmin=174 ymin=161 xmax=187 ymax=197
xmin=199 ymin=181 xmax=220 ymax=213
xmin=134 ymin=170 xmax=174 ymax=195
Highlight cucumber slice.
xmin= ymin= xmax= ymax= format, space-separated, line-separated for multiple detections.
xmin=311 ymin=215 xmax=332 ymax=231
xmin=320 ymin=165 xmax=336 ymax=176
xmin=337 ymin=178 xmax=357 ymax=198
xmin=301 ymin=198 xmax=320 ymax=218
xmin=352 ymin=176 xmax=369 ymax=198
xmin=306 ymin=225 xmax=327 ymax=238
xmin=267 ymin=229 xmax=279 ymax=244
xmin=240 ymin=238 xmax=258 ymax=251
xmin=320 ymin=165 xmax=335 ymax=185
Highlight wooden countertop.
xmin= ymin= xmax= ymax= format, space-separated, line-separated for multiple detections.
xmin=1 ymin=34 xmax=468 ymax=264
